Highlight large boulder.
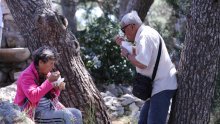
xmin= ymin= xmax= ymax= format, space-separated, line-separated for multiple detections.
xmin=0 ymin=100 xmax=34 ymax=124
xmin=0 ymin=83 xmax=34 ymax=124
xmin=0 ymin=48 xmax=30 ymax=63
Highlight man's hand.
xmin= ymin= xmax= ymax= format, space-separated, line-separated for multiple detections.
xmin=114 ymin=35 xmax=125 ymax=46
xmin=48 ymin=71 xmax=60 ymax=82
xmin=121 ymin=46 xmax=129 ymax=58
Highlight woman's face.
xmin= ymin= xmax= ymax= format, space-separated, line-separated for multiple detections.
xmin=38 ymin=59 xmax=56 ymax=75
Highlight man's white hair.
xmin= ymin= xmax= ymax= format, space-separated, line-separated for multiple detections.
xmin=120 ymin=10 xmax=142 ymax=28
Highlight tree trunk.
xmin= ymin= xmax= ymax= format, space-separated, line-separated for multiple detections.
xmin=60 ymin=0 xmax=77 ymax=33
xmin=51 ymin=0 xmax=77 ymax=33
xmin=118 ymin=0 xmax=130 ymax=20
xmin=6 ymin=0 xmax=110 ymax=123
xmin=125 ymin=0 xmax=154 ymax=21
xmin=169 ymin=1 xmax=220 ymax=124
xmin=97 ymin=0 xmax=153 ymax=21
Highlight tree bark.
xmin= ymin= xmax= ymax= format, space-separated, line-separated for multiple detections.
xmin=97 ymin=0 xmax=153 ymax=21
xmin=169 ymin=1 xmax=220 ymax=124
xmin=118 ymin=0 xmax=130 ymax=20
xmin=125 ymin=0 xmax=154 ymax=21
xmin=51 ymin=0 xmax=77 ymax=33
xmin=60 ymin=0 xmax=77 ymax=33
xmin=6 ymin=0 xmax=110 ymax=123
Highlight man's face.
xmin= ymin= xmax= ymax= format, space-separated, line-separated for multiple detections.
xmin=121 ymin=24 xmax=136 ymax=42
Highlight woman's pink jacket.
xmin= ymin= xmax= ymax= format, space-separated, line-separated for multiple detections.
xmin=14 ymin=62 xmax=60 ymax=117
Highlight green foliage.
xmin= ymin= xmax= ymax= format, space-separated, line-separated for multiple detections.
xmin=147 ymin=0 xmax=187 ymax=65
xmin=147 ymin=0 xmax=176 ymax=52
xmin=178 ymin=0 xmax=191 ymax=15
xmin=84 ymin=103 xmax=96 ymax=124
xmin=166 ymin=0 xmax=191 ymax=15
xmin=78 ymin=16 xmax=134 ymax=84
xmin=166 ymin=0 xmax=179 ymax=9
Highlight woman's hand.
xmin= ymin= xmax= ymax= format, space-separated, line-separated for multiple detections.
xmin=58 ymin=82 xmax=66 ymax=90
xmin=48 ymin=71 xmax=60 ymax=82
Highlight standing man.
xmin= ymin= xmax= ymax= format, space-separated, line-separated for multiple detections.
xmin=115 ymin=11 xmax=178 ymax=124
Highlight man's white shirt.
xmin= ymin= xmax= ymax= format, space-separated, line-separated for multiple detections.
xmin=135 ymin=25 xmax=178 ymax=96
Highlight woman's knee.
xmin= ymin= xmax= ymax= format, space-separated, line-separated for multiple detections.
xmin=67 ymin=108 xmax=83 ymax=124
xmin=69 ymin=108 xmax=82 ymax=118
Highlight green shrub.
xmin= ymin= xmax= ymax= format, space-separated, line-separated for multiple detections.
xmin=78 ymin=16 xmax=134 ymax=84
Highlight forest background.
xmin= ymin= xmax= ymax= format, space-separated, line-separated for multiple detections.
xmin=53 ymin=0 xmax=220 ymax=123
xmin=0 ymin=0 xmax=219 ymax=124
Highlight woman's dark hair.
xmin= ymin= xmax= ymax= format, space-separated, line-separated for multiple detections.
xmin=32 ymin=46 xmax=59 ymax=66
xmin=32 ymin=46 xmax=59 ymax=99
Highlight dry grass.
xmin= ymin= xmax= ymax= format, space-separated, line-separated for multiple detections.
xmin=112 ymin=116 xmax=138 ymax=124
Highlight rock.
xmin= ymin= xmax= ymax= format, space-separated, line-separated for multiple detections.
xmin=129 ymin=103 xmax=139 ymax=116
xmin=103 ymin=96 xmax=115 ymax=107
xmin=118 ymin=94 xmax=135 ymax=106
xmin=105 ymin=84 xmax=126 ymax=97
xmin=112 ymin=116 xmax=132 ymax=124
xmin=2 ymin=0 xmax=10 ymax=14
xmin=110 ymin=112 xmax=118 ymax=120
xmin=0 ymin=71 xmax=7 ymax=84
xmin=112 ymin=99 xmax=121 ymax=107
xmin=6 ymin=35 xmax=17 ymax=48
xmin=9 ymin=70 xmax=23 ymax=82
xmin=100 ymin=92 xmax=106 ymax=97
xmin=16 ymin=36 xmax=25 ymax=48
xmin=130 ymin=111 xmax=140 ymax=124
xmin=135 ymin=99 xmax=145 ymax=108
xmin=4 ymin=32 xmax=25 ymax=48
xmin=0 ymin=100 xmax=34 ymax=124
xmin=0 ymin=81 xmax=144 ymax=122
xmin=112 ymin=120 xmax=126 ymax=124
xmin=116 ymin=107 xmax=124 ymax=116
xmin=0 ymin=64 xmax=12 ymax=73
xmin=118 ymin=85 xmax=132 ymax=95
xmin=16 ymin=62 xmax=27 ymax=70
xmin=109 ymin=106 xmax=123 ymax=112
xmin=0 ymin=48 xmax=30 ymax=63
xmin=0 ymin=82 xmax=17 ymax=102
xmin=13 ymin=71 xmax=22 ymax=81
xmin=105 ymin=91 xmax=116 ymax=97
xmin=3 ymin=14 xmax=14 ymax=21
xmin=106 ymin=84 xmax=117 ymax=96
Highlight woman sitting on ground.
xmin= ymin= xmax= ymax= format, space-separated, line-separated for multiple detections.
xmin=14 ymin=46 xmax=83 ymax=124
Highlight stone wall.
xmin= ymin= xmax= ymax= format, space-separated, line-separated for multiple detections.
xmin=0 ymin=0 xmax=30 ymax=87
xmin=0 ymin=0 xmax=66 ymax=87
xmin=0 ymin=82 xmax=144 ymax=123
xmin=1 ymin=0 xmax=25 ymax=48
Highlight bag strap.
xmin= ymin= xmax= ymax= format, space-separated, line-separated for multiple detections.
xmin=151 ymin=38 xmax=162 ymax=80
